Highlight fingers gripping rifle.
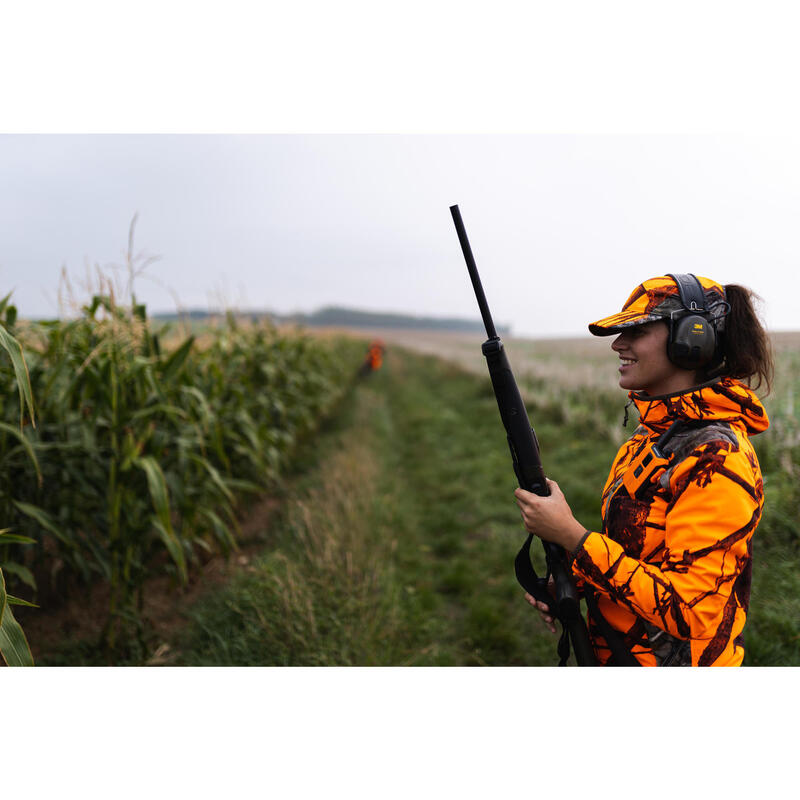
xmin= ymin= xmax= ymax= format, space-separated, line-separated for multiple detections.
xmin=450 ymin=205 xmax=595 ymax=667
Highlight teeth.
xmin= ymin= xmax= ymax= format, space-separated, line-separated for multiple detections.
xmin=620 ymin=358 xmax=637 ymax=365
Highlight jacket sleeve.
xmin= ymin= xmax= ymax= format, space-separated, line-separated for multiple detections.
xmin=571 ymin=440 xmax=761 ymax=643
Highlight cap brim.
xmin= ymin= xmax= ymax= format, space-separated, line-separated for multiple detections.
xmin=588 ymin=310 xmax=666 ymax=336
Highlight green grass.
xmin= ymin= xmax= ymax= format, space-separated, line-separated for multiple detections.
xmin=747 ymin=543 xmax=800 ymax=665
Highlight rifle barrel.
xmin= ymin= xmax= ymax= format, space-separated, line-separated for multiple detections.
xmin=449 ymin=205 xmax=498 ymax=340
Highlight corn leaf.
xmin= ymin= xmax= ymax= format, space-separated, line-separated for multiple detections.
xmin=224 ymin=478 xmax=261 ymax=494
xmin=199 ymin=508 xmax=237 ymax=552
xmin=0 ymin=323 xmax=36 ymax=427
xmin=0 ymin=421 xmax=41 ymax=485
xmin=135 ymin=456 xmax=187 ymax=582
xmin=188 ymin=453 xmax=235 ymax=504
xmin=0 ymin=562 xmax=36 ymax=591
xmin=0 ymin=570 xmax=34 ymax=666
xmin=12 ymin=501 xmax=73 ymax=549
xmin=181 ymin=385 xmax=213 ymax=427
xmin=160 ymin=335 xmax=194 ymax=383
xmin=152 ymin=518 xmax=188 ymax=584
xmin=131 ymin=403 xmax=188 ymax=423
xmin=0 ymin=291 xmax=13 ymax=318
xmin=7 ymin=595 xmax=38 ymax=608
xmin=0 ymin=529 xmax=36 ymax=545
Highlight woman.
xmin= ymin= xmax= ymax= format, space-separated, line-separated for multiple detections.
xmin=515 ymin=274 xmax=772 ymax=666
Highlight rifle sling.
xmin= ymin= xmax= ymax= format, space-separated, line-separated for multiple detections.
xmin=516 ymin=533 xmax=642 ymax=666
xmin=515 ymin=533 xmax=578 ymax=667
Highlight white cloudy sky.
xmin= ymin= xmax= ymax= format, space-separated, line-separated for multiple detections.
xmin=2 ymin=133 xmax=799 ymax=338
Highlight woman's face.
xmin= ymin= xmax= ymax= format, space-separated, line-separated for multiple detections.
xmin=611 ymin=321 xmax=698 ymax=396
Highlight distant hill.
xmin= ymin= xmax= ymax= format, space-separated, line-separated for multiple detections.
xmin=151 ymin=305 xmax=511 ymax=335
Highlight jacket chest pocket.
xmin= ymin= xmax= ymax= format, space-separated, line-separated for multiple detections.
xmin=603 ymin=481 xmax=668 ymax=561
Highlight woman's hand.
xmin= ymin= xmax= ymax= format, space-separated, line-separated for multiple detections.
xmin=524 ymin=589 xmax=557 ymax=635
xmin=514 ymin=478 xmax=586 ymax=552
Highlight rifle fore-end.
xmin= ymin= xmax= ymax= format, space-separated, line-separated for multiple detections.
xmin=482 ymin=337 xmax=550 ymax=497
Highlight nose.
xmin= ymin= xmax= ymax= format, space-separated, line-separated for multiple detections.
xmin=611 ymin=333 xmax=627 ymax=352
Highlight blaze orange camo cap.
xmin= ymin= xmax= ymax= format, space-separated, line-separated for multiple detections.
xmin=588 ymin=275 xmax=727 ymax=336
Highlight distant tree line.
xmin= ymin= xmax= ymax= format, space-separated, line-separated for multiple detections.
xmin=151 ymin=306 xmax=511 ymax=335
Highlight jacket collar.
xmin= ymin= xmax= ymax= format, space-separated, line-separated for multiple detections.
xmin=630 ymin=377 xmax=769 ymax=435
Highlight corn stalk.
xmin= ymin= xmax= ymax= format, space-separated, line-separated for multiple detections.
xmin=0 ymin=297 xmax=36 ymax=666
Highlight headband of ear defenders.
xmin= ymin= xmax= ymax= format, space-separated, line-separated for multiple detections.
xmin=666 ymin=273 xmax=708 ymax=315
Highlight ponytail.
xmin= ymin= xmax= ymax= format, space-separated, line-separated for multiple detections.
xmin=715 ymin=284 xmax=774 ymax=394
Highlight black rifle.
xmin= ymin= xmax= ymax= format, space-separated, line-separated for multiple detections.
xmin=450 ymin=204 xmax=595 ymax=667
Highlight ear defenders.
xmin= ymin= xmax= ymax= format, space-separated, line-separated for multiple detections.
xmin=665 ymin=273 xmax=719 ymax=370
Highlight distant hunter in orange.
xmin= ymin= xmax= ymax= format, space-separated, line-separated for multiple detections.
xmin=515 ymin=274 xmax=773 ymax=666
xmin=358 ymin=339 xmax=385 ymax=377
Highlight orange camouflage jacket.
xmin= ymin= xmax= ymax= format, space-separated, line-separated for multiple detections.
xmin=570 ymin=377 xmax=769 ymax=666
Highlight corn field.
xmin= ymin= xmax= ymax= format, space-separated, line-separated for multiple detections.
xmin=0 ymin=291 xmax=362 ymax=664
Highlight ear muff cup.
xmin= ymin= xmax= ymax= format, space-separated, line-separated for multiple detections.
xmin=667 ymin=313 xmax=717 ymax=369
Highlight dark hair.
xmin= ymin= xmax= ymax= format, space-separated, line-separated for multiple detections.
xmin=713 ymin=284 xmax=774 ymax=394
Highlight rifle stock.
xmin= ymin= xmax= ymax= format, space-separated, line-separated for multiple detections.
xmin=450 ymin=204 xmax=595 ymax=667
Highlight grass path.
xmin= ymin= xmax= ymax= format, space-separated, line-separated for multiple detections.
xmin=171 ymin=347 xmax=586 ymax=666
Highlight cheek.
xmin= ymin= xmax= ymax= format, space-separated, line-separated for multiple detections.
xmin=641 ymin=331 xmax=670 ymax=366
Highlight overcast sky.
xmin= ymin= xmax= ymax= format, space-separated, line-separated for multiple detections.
xmin=2 ymin=134 xmax=798 ymax=338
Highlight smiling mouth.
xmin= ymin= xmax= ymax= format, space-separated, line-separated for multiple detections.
xmin=619 ymin=358 xmax=637 ymax=369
